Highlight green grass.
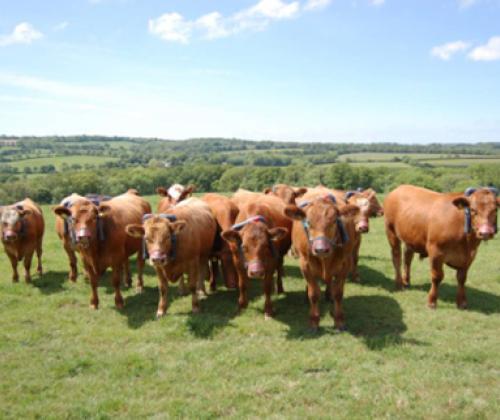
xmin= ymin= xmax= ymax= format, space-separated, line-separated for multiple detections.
xmin=0 ymin=199 xmax=499 ymax=418
xmin=8 ymin=155 xmax=118 ymax=171
xmin=421 ymin=158 xmax=500 ymax=167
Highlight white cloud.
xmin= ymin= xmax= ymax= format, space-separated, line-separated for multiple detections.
xmin=468 ymin=36 xmax=500 ymax=61
xmin=0 ymin=22 xmax=43 ymax=47
xmin=148 ymin=13 xmax=192 ymax=44
xmin=370 ymin=0 xmax=385 ymax=6
xmin=304 ymin=0 xmax=332 ymax=11
xmin=431 ymin=40 xmax=470 ymax=60
xmin=149 ymin=0 xmax=322 ymax=44
xmin=53 ymin=21 xmax=69 ymax=31
xmin=458 ymin=0 xmax=478 ymax=9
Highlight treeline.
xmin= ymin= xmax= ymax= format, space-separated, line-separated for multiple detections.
xmin=0 ymin=162 xmax=498 ymax=205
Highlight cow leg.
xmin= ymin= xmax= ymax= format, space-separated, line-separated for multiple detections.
xmin=36 ymin=240 xmax=43 ymax=276
xmin=456 ymin=268 xmax=468 ymax=309
xmin=276 ymin=255 xmax=285 ymax=294
xmin=386 ymin=227 xmax=403 ymax=290
xmin=302 ymin=261 xmax=320 ymax=330
xmin=197 ymin=258 xmax=208 ymax=297
xmin=136 ymin=250 xmax=145 ymax=294
xmin=63 ymin=241 xmax=78 ymax=282
xmin=7 ymin=253 xmax=19 ymax=283
xmin=188 ymin=264 xmax=201 ymax=313
xmin=402 ymin=246 xmax=414 ymax=288
xmin=88 ymin=271 xmax=99 ymax=309
xmin=428 ymin=256 xmax=444 ymax=309
xmin=222 ymin=249 xmax=237 ymax=289
xmin=209 ymin=257 xmax=218 ymax=292
xmin=178 ymin=275 xmax=189 ymax=296
xmin=263 ymin=273 xmax=274 ymax=319
xmin=329 ymin=277 xmax=346 ymax=331
xmin=111 ymin=264 xmax=124 ymax=309
xmin=156 ymin=267 xmax=169 ymax=317
xmin=237 ymin=268 xmax=249 ymax=312
xmin=123 ymin=259 xmax=132 ymax=288
xmin=23 ymin=251 xmax=34 ymax=284
xmin=351 ymin=239 xmax=361 ymax=283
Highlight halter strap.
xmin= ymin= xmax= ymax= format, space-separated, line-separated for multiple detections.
xmin=301 ymin=217 xmax=348 ymax=250
xmin=142 ymin=214 xmax=178 ymax=261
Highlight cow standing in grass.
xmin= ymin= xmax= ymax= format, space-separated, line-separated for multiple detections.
xmin=384 ymin=185 xmax=499 ymax=309
xmin=1 ymin=198 xmax=44 ymax=283
xmin=125 ymin=198 xmax=217 ymax=317
xmin=284 ymin=192 xmax=359 ymax=330
xmin=201 ymin=193 xmax=239 ymax=290
xmin=53 ymin=189 xmax=151 ymax=309
xmin=222 ymin=190 xmax=290 ymax=318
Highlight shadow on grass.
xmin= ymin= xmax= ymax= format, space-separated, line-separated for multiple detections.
xmin=358 ymin=264 xmax=500 ymax=315
xmin=32 ymin=270 xmax=66 ymax=294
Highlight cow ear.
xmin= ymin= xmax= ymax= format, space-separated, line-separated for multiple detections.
xmin=263 ymin=187 xmax=272 ymax=194
xmin=268 ymin=227 xmax=288 ymax=242
xmin=53 ymin=205 xmax=71 ymax=219
xmin=126 ymin=224 xmax=145 ymax=238
xmin=157 ymin=187 xmax=168 ymax=197
xmin=98 ymin=204 xmax=112 ymax=218
xmin=284 ymin=205 xmax=306 ymax=221
xmin=221 ymin=229 xmax=241 ymax=244
xmin=171 ymin=221 xmax=187 ymax=234
xmin=294 ymin=187 xmax=308 ymax=198
xmin=179 ymin=185 xmax=195 ymax=201
xmin=452 ymin=197 xmax=470 ymax=209
xmin=340 ymin=204 xmax=360 ymax=217
xmin=18 ymin=209 xmax=32 ymax=217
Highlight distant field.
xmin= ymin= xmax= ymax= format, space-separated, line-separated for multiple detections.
xmin=421 ymin=158 xmax=500 ymax=167
xmin=9 ymin=155 xmax=118 ymax=171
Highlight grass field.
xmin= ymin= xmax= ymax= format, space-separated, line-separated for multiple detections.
xmin=0 ymin=195 xmax=499 ymax=418
xmin=8 ymin=155 xmax=119 ymax=171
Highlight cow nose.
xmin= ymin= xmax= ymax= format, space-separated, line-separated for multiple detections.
xmin=76 ymin=228 xmax=91 ymax=240
xmin=312 ymin=238 xmax=331 ymax=255
xmin=247 ymin=260 xmax=265 ymax=278
xmin=150 ymin=250 xmax=167 ymax=265
xmin=3 ymin=231 xmax=17 ymax=241
xmin=358 ymin=221 xmax=369 ymax=233
xmin=478 ymin=224 xmax=495 ymax=239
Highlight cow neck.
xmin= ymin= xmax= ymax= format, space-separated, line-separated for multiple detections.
xmin=231 ymin=216 xmax=277 ymax=268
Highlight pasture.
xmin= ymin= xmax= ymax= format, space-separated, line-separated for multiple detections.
xmin=8 ymin=155 xmax=119 ymax=171
xmin=0 ymin=195 xmax=499 ymax=418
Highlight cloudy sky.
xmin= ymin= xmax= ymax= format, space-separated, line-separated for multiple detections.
xmin=0 ymin=0 xmax=499 ymax=142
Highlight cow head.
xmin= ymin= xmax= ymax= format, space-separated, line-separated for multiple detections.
xmin=285 ymin=197 xmax=359 ymax=258
xmin=344 ymin=188 xmax=382 ymax=233
xmin=157 ymin=184 xmax=195 ymax=211
xmin=53 ymin=199 xmax=103 ymax=249
xmin=126 ymin=214 xmax=186 ymax=267
xmin=264 ymin=184 xmax=308 ymax=205
xmin=0 ymin=205 xmax=31 ymax=242
xmin=453 ymin=187 xmax=499 ymax=241
xmin=221 ymin=218 xmax=287 ymax=279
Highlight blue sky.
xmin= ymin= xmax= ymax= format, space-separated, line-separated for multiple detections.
xmin=0 ymin=0 xmax=499 ymax=142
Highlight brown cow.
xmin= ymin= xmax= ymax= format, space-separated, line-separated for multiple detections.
xmin=384 ymin=185 xmax=499 ymax=309
xmin=157 ymin=184 xmax=195 ymax=212
xmin=264 ymin=184 xmax=308 ymax=205
xmin=53 ymin=190 xmax=151 ymax=309
xmin=222 ymin=191 xmax=290 ymax=318
xmin=55 ymin=193 xmax=113 ymax=282
xmin=125 ymin=198 xmax=217 ymax=317
xmin=200 ymin=193 xmax=239 ymax=290
xmin=1 ymin=198 xmax=44 ymax=283
xmin=284 ymin=192 xmax=359 ymax=330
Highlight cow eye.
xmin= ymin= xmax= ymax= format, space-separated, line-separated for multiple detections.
xmin=242 ymin=245 xmax=248 ymax=253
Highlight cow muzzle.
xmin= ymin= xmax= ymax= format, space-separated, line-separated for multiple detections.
xmin=478 ymin=224 xmax=495 ymax=240
xmin=247 ymin=260 xmax=265 ymax=279
xmin=357 ymin=220 xmax=369 ymax=233
xmin=2 ymin=229 xmax=18 ymax=242
xmin=312 ymin=237 xmax=332 ymax=256
xmin=150 ymin=250 xmax=167 ymax=266
xmin=76 ymin=228 xmax=92 ymax=247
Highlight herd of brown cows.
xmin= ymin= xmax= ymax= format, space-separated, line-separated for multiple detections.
xmin=1 ymin=183 xmax=498 ymax=330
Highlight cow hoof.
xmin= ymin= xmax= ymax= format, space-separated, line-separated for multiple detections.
xmin=12 ymin=278 xmax=19 ymax=283
xmin=428 ymin=302 xmax=437 ymax=310
xmin=308 ymin=325 xmax=319 ymax=334
xmin=156 ymin=311 xmax=165 ymax=319
xmin=192 ymin=306 xmax=201 ymax=314
xmin=264 ymin=313 xmax=274 ymax=321
xmin=335 ymin=325 xmax=347 ymax=333
xmin=89 ymin=304 xmax=98 ymax=310
xmin=136 ymin=286 xmax=144 ymax=294
xmin=457 ymin=302 xmax=468 ymax=310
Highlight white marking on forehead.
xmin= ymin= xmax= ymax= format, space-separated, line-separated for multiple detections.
xmin=168 ymin=184 xmax=185 ymax=201
xmin=356 ymin=198 xmax=369 ymax=208
xmin=1 ymin=208 xmax=20 ymax=224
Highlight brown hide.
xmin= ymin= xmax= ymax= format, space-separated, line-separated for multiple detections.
xmin=284 ymin=192 xmax=359 ymax=330
xmin=224 ymin=191 xmax=291 ymax=317
xmin=1 ymin=198 xmax=44 ymax=283
xmin=384 ymin=184 xmax=499 ymax=308
xmin=263 ymin=184 xmax=308 ymax=205
xmin=53 ymin=190 xmax=151 ymax=309
xmin=126 ymin=198 xmax=217 ymax=317
xmin=200 ymin=193 xmax=239 ymax=289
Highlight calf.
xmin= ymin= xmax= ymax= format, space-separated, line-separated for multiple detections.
xmin=264 ymin=184 xmax=308 ymax=205
xmin=284 ymin=193 xmax=359 ymax=330
xmin=384 ymin=185 xmax=499 ymax=308
xmin=157 ymin=184 xmax=195 ymax=212
xmin=222 ymin=192 xmax=289 ymax=318
xmin=53 ymin=190 xmax=151 ymax=309
xmin=1 ymin=198 xmax=44 ymax=283
xmin=201 ymin=193 xmax=239 ymax=290
xmin=125 ymin=198 xmax=217 ymax=317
